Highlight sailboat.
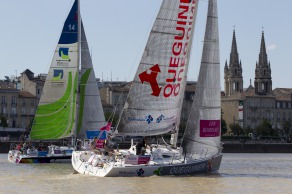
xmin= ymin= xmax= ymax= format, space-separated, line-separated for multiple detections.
xmin=8 ymin=0 xmax=106 ymax=163
xmin=72 ymin=0 xmax=222 ymax=177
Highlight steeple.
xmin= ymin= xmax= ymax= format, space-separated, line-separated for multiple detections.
xmin=224 ymin=29 xmax=243 ymax=96
xmin=230 ymin=30 xmax=239 ymax=66
xmin=254 ymin=31 xmax=272 ymax=95
xmin=258 ymin=31 xmax=268 ymax=67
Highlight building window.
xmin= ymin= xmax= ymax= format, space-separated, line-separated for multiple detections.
xmin=266 ymin=112 xmax=270 ymax=120
xmin=31 ymin=100 xmax=35 ymax=106
xmin=37 ymin=89 xmax=40 ymax=94
xmin=1 ymin=96 xmax=6 ymax=104
xmin=22 ymin=107 xmax=26 ymax=114
xmin=12 ymin=96 xmax=17 ymax=104
xmin=30 ymin=108 xmax=35 ymax=115
xmin=22 ymin=119 xmax=26 ymax=128
xmin=277 ymin=112 xmax=280 ymax=121
xmin=277 ymin=102 xmax=281 ymax=108
xmin=288 ymin=112 xmax=291 ymax=121
xmin=11 ymin=107 xmax=17 ymax=114
xmin=283 ymin=102 xmax=286 ymax=109
xmin=271 ymin=112 xmax=274 ymax=120
xmin=288 ymin=102 xmax=291 ymax=109
xmin=22 ymin=100 xmax=26 ymax=106
xmin=114 ymin=96 xmax=119 ymax=104
xmin=1 ymin=107 xmax=6 ymax=114
xmin=12 ymin=120 xmax=16 ymax=127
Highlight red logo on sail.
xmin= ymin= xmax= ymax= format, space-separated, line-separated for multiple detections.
xmin=139 ymin=64 xmax=162 ymax=97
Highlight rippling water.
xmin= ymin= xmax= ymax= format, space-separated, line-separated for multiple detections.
xmin=1 ymin=153 xmax=292 ymax=194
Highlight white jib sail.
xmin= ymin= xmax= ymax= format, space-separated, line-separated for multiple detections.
xmin=181 ymin=0 xmax=221 ymax=159
xmin=77 ymin=21 xmax=107 ymax=139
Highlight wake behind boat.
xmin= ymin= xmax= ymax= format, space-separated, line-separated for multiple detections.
xmin=72 ymin=0 xmax=223 ymax=177
xmin=8 ymin=0 xmax=107 ymax=164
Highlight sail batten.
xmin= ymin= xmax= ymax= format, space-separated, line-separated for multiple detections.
xmin=117 ymin=0 xmax=199 ymax=136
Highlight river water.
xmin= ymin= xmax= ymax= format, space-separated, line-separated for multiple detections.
xmin=1 ymin=153 xmax=292 ymax=194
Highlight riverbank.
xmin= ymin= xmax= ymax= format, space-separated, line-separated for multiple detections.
xmin=1 ymin=141 xmax=292 ymax=153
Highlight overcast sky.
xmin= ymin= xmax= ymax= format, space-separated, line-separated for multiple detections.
xmin=0 ymin=0 xmax=291 ymax=90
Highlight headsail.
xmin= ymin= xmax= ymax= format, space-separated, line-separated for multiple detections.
xmin=30 ymin=0 xmax=79 ymax=140
xmin=77 ymin=21 xmax=107 ymax=139
xmin=117 ymin=0 xmax=199 ymax=136
xmin=181 ymin=0 xmax=221 ymax=158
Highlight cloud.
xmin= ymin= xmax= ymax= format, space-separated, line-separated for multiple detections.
xmin=267 ymin=44 xmax=276 ymax=51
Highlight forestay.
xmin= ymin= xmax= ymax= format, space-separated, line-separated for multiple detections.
xmin=181 ymin=0 xmax=221 ymax=158
xmin=117 ymin=0 xmax=199 ymax=136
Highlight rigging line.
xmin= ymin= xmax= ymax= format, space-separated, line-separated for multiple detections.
xmin=184 ymin=137 xmax=221 ymax=149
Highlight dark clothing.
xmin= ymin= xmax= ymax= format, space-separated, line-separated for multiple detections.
xmin=136 ymin=139 xmax=146 ymax=155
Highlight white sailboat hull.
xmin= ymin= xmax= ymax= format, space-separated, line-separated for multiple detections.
xmin=8 ymin=146 xmax=74 ymax=164
xmin=72 ymin=150 xmax=222 ymax=177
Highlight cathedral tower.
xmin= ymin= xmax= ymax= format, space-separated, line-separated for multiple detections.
xmin=224 ymin=30 xmax=243 ymax=96
xmin=254 ymin=31 xmax=272 ymax=95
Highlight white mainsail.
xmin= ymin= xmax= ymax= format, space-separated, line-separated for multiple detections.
xmin=30 ymin=0 xmax=79 ymax=140
xmin=30 ymin=0 xmax=106 ymax=140
xmin=117 ymin=0 xmax=199 ymax=136
xmin=77 ymin=22 xmax=107 ymax=139
xmin=181 ymin=0 xmax=221 ymax=158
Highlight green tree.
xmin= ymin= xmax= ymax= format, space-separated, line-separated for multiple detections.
xmin=221 ymin=110 xmax=228 ymax=135
xmin=229 ymin=123 xmax=244 ymax=136
xmin=255 ymin=119 xmax=275 ymax=137
xmin=0 ymin=115 xmax=8 ymax=127
xmin=244 ymin=125 xmax=253 ymax=136
xmin=281 ymin=120 xmax=292 ymax=139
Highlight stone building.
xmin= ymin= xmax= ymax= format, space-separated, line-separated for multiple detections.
xmin=0 ymin=81 xmax=36 ymax=131
xmin=0 ymin=69 xmax=44 ymax=132
xmin=20 ymin=69 xmax=45 ymax=105
xmin=222 ymin=30 xmax=292 ymax=134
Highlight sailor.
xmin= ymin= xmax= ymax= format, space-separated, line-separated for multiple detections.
xmin=103 ymin=136 xmax=118 ymax=156
xmin=136 ymin=137 xmax=149 ymax=155
xmin=91 ymin=137 xmax=98 ymax=150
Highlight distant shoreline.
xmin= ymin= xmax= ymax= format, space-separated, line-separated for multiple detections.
xmin=1 ymin=141 xmax=292 ymax=154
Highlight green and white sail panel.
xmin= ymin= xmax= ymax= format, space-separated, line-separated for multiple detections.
xmin=181 ymin=0 xmax=221 ymax=159
xmin=30 ymin=0 xmax=79 ymax=140
xmin=77 ymin=22 xmax=107 ymax=139
xmin=117 ymin=0 xmax=199 ymax=136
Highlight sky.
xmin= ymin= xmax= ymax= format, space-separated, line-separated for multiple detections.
xmin=0 ymin=0 xmax=292 ymax=90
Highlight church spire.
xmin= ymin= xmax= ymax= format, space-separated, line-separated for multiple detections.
xmin=258 ymin=31 xmax=268 ymax=67
xmin=229 ymin=30 xmax=239 ymax=66
xmin=224 ymin=29 xmax=243 ymax=96
xmin=254 ymin=30 xmax=272 ymax=95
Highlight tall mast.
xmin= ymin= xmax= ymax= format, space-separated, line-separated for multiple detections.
xmin=74 ymin=0 xmax=81 ymax=146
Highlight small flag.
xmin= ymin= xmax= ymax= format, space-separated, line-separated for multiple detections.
xmin=100 ymin=122 xmax=112 ymax=131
